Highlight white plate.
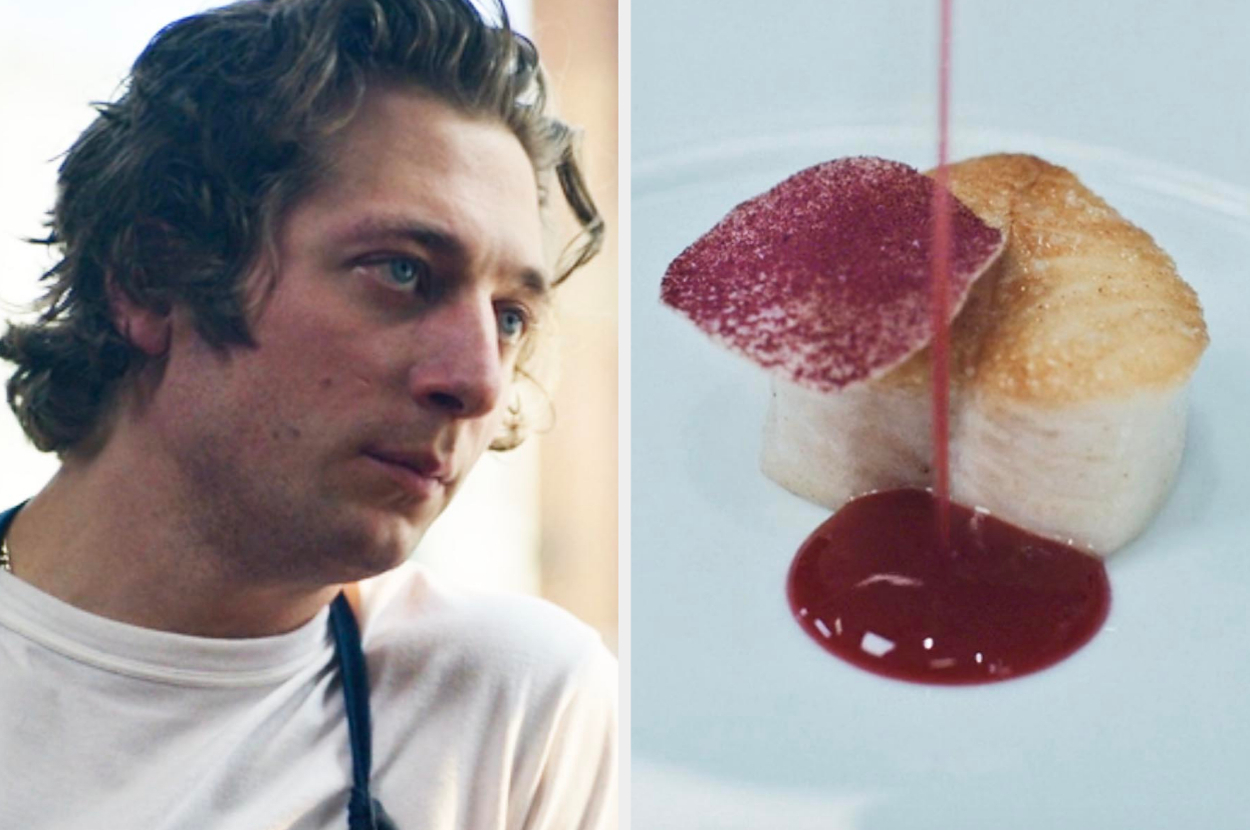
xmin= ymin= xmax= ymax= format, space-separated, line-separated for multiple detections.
xmin=631 ymin=130 xmax=1250 ymax=829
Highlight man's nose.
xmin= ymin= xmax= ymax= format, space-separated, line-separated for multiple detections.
xmin=408 ymin=294 xmax=504 ymax=419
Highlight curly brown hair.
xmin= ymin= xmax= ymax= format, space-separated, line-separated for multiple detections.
xmin=0 ymin=0 xmax=603 ymax=455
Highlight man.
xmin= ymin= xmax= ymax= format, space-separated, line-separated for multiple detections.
xmin=0 ymin=1 xmax=616 ymax=828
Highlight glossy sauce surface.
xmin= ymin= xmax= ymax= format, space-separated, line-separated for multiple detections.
xmin=786 ymin=489 xmax=1110 ymax=684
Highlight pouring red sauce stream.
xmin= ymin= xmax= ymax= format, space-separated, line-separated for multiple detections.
xmin=931 ymin=0 xmax=953 ymax=549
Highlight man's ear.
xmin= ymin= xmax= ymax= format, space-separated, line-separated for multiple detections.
xmin=106 ymin=276 xmax=171 ymax=357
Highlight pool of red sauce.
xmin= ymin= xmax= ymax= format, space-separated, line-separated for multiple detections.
xmin=786 ymin=489 xmax=1111 ymax=685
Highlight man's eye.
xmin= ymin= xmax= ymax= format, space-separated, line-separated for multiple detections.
xmin=380 ymin=257 xmax=428 ymax=289
xmin=497 ymin=306 xmax=530 ymax=343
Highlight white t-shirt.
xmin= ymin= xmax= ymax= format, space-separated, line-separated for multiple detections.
xmin=0 ymin=561 xmax=617 ymax=829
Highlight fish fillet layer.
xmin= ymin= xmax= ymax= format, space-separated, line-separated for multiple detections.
xmin=762 ymin=154 xmax=1208 ymax=554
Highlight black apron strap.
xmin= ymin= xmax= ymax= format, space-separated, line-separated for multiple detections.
xmin=0 ymin=504 xmax=24 ymax=544
xmin=329 ymin=592 xmax=398 ymax=830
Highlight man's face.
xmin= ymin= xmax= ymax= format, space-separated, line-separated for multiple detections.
xmin=150 ymin=88 xmax=548 ymax=583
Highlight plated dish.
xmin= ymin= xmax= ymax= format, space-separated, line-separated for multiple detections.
xmin=632 ymin=128 xmax=1250 ymax=829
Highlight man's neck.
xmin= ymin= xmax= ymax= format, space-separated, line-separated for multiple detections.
xmin=5 ymin=447 xmax=340 ymax=639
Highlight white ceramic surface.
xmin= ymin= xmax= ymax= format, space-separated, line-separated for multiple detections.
xmin=632 ymin=1 xmax=1250 ymax=821
xmin=635 ymin=1 xmax=1250 ymax=825
xmin=632 ymin=124 xmax=1250 ymax=829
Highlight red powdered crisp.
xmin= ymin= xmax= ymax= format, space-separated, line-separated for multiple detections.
xmin=661 ymin=156 xmax=1004 ymax=391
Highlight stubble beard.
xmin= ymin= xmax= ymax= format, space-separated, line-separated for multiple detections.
xmin=176 ymin=434 xmax=424 ymax=591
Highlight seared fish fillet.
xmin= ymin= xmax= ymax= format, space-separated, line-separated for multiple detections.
xmin=762 ymin=154 xmax=1208 ymax=554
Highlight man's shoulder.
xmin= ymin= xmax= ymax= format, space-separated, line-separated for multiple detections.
xmin=356 ymin=564 xmax=618 ymax=827
xmin=356 ymin=561 xmax=615 ymax=690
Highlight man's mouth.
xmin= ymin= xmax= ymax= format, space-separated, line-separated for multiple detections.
xmin=362 ymin=448 xmax=452 ymax=498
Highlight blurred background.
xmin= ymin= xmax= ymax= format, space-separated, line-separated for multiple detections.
xmin=0 ymin=0 xmax=617 ymax=650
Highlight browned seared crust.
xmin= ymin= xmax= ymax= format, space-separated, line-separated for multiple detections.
xmin=886 ymin=154 xmax=1208 ymax=405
